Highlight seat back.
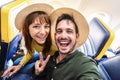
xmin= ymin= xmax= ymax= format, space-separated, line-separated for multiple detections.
xmin=4 ymin=32 xmax=39 ymax=73
xmin=6 ymin=33 xmax=21 ymax=61
xmin=0 ymin=42 xmax=8 ymax=70
xmin=4 ymin=33 xmax=21 ymax=70
xmin=98 ymin=54 xmax=120 ymax=80
xmin=77 ymin=17 xmax=114 ymax=60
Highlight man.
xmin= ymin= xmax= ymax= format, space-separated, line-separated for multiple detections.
xmin=35 ymin=8 xmax=102 ymax=80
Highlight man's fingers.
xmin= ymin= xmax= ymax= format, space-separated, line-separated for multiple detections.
xmin=39 ymin=52 xmax=43 ymax=61
xmin=35 ymin=60 xmax=43 ymax=75
xmin=35 ymin=60 xmax=40 ymax=69
xmin=41 ymin=55 xmax=50 ymax=68
xmin=35 ymin=54 xmax=50 ymax=75
xmin=45 ymin=55 xmax=50 ymax=64
xmin=35 ymin=60 xmax=40 ymax=75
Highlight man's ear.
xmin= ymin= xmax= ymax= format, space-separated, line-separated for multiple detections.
xmin=76 ymin=33 xmax=79 ymax=39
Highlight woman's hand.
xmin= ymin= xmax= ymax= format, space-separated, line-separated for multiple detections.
xmin=35 ymin=52 xmax=50 ymax=75
xmin=2 ymin=63 xmax=23 ymax=78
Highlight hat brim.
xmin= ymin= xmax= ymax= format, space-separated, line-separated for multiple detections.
xmin=50 ymin=8 xmax=89 ymax=47
xmin=15 ymin=3 xmax=54 ymax=30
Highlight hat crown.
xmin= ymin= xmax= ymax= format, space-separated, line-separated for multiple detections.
xmin=15 ymin=3 xmax=54 ymax=30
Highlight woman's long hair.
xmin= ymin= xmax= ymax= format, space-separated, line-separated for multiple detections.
xmin=22 ymin=11 xmax=52 ymax=57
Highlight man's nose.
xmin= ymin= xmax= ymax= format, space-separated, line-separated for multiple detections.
xmin=61 ymin=31 xmax=67 ymax=38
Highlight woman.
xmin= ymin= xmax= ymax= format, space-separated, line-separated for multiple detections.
xmin=2 ymin=3 xmax=56 ymax=79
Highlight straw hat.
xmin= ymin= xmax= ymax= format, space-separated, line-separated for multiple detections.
xmin=50 ymin=8 xmax=89 ymax=47
xmin=15 ymin=3 xmax=54 ymax=30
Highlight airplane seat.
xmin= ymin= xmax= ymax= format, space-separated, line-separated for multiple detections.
xmin=4 ymin=33 xmax=21 ymax=70
xmin=0 ymin=42 xmax=8 ymax=71
xmin=4 ymin=32 xmax=39 ymax=74
xmin=116 ymin=50 xmax=120 ymax=54
xmin=78 ymin=17 xmax=114 ymax=61
xmin=78 ymin=35 xmax=96 ymax=57
xmin=13 ymin=51 xmax=39 ymax=73
xmin=98 ymin=54 xmax=120 ymax=80
xmin=5 ymin=33 xmax=22 ymax=62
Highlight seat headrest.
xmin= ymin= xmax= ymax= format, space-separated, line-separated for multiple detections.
xmin=98 ymin=54 xmax=120 ymax=80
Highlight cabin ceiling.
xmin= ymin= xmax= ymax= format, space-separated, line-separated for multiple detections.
xmin=83 ymin=0 xmax=120 ymax=30
xmin=1 ymin=0 xmax=120 ymax=29
xmin=37 ymin=0 xmax=119 ymax=30
xmin=59 ymin=0 xmax=120 ymax=30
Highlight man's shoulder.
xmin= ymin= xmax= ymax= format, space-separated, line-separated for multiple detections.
xmin=74 ymin=50 xmax=97 ymax=64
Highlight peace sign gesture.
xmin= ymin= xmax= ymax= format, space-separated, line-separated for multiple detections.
xmin=35 ymin=52 xmax=50 ymax=75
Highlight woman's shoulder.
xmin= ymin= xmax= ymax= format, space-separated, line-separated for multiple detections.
xmin=51 ymin=45 xmax=57 ymax=50
xmin=49 ymin=45 xmax=58 ymax=56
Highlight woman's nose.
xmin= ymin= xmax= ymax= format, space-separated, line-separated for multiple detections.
xmin=39 ymin=27 xmax=45 ymax=34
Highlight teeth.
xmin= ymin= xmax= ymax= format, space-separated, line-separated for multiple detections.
xmin=60 ymin=42 xmax=68 ymax=44
xmin=37 ymin=35 xmax=45 ymax=39
xmin=60 ymin=41 xmax=69 ymax=47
